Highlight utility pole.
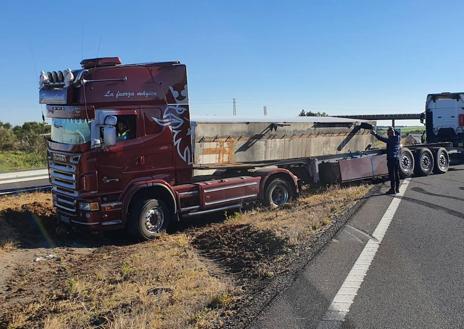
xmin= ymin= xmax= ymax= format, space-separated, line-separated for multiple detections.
xmin=233 ymin=98 xmax=236 ymax=116
xmin=263 ymin=105 xmax=267 ymax=116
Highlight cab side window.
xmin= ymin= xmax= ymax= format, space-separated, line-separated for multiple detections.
xmin=116 ymin=115 xmax=136 ymax=142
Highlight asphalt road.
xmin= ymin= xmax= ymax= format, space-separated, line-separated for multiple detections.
xmin=251 ymin=164 xmax=464 ymax=329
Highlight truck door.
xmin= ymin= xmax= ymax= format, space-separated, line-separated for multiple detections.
xmin=140 ymin=108 xmax=176 ymax=183
xmin=96 ymin=112 xmax=146 ymax=195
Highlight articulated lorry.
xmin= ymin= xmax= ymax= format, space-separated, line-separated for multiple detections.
xmin=38 ymin=57 xmax=449 ymax=240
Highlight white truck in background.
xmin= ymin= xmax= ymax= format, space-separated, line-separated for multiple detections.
xmin=425 ymin=92 xmax=464 ymax=148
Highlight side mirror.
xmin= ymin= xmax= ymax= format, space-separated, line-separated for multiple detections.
xmin=103 ymin=126 xmax=117 ymax=146
xmin=91 ymin=138 xmax=102 ymax=149
xmin=104 ymin=115 xmax=117 ymax=126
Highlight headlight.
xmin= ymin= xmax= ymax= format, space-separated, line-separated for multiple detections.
xmin=79 ymin=201 xmax=100 ymax=211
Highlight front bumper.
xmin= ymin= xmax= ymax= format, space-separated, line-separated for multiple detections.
xmin=55 ymin=203 xmax=124 ymax=231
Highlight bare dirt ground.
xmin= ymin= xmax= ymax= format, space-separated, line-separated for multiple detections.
xmin=0 ymin=185 xmax=370 ymax=329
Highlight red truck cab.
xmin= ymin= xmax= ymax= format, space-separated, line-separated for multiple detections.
xmin=40 ymin=57 xmax=298 ymax=240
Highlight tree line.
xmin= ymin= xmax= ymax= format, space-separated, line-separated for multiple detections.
xmin=0 ymin=121 xmax=50 ymax=155
xmin=298 ymin=110 xmax=329 ymax=117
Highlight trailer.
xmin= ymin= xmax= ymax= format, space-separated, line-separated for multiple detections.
xmin=38 ymin=57 xmax=450 ymax=240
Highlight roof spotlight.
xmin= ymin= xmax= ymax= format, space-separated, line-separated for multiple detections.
xmin=39 ymin=71 xmax=49 ymax=88
xmin=64 ymin=69 xmax=75 ymax=87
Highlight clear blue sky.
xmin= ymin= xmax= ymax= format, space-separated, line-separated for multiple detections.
xmin=1 ymin=0 xmax=463 ymax=126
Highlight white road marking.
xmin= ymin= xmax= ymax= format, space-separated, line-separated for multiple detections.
xmin=317 ymin=179 xmax=411 ymax=329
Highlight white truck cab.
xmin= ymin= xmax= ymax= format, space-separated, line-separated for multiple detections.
xmin=425 ymin=92 xmax=464 ymax=147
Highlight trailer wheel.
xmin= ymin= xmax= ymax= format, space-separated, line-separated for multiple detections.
xmin=414 ymin=148 xmax=434 ymax=176
xmin=264 ymin=178 xmax=293 ymax=208
xmin=433 ymin=147 xmax=449 ymax=174
xmin=399 ymin=148 xmax=415 ymax=178
xmin=128 ymin=198 xmax=171 ymax=240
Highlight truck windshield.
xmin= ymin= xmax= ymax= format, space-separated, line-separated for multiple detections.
xmin=51 ymin=118 xmax=91 ymax=144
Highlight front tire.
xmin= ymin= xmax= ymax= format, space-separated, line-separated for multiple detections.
xmin=264 ymin=178 xmax=293 ymax=208
xmin=128 ymin=198 xmax=171 ymax=241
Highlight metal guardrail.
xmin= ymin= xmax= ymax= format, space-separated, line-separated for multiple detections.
xmin=0 ymin=169 xmax=51 ymax=196
xmin=334 ymin=113 xmax=424 ymax=127
xmin=0 ymin=185 xmax=52 ymax=197
xmin=0 ymin=169 xmax=49 ymax=185
xmin=334 ymin=113 xmax=423 ymax=120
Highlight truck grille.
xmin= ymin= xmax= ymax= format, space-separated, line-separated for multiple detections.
xmin=49 ymin=154 xmax=79 ymax=213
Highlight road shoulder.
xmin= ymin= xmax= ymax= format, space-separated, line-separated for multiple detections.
xmin=235 ymin=183 xmax=387 ymax=329
xmin=248 ymin=182 xmax=394 ymax=329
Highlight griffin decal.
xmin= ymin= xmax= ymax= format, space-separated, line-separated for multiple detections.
xmin=153 ymin=105 xmax=192 ymax=164
xmin=168 ymin=84 xmax=188 ymax=104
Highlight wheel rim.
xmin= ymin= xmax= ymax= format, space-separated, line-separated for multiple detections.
xmin=144 ymin=207 xmax=164 ymax=234
xmin=271 ymin=184 xmax=289 ymax=206
xmin=401 ymin=153 xmax=413 ymax=174
xmin=438 ymin=153 xmax=448 ymax=171
xmin=421 ymin=154 xmax=432 ymax=171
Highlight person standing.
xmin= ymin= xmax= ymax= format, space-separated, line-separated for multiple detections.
xmin=371 ymin=127 xmax=401 ymax=194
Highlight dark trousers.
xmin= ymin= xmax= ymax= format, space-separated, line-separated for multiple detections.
xmin=387 ymin=158 xmax=401 ymax=191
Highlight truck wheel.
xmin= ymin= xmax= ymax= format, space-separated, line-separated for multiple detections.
xmin=414 ymin=148 xmax=434 ymax=176
xmin=433 ymin=147 xmax=449 ymax=174
xmin=264 ymin=178 xmax=293 ymax=208
xmin=399 ymin=148 xmax=415 ymax=178
xmin=128 ymin=198 xmax=171 ymax=240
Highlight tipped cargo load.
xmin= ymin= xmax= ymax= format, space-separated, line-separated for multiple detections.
xmin=191 ymin=116 xmax=375 ymax=166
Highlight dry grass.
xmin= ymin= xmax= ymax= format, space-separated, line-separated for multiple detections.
xmin=0 ymin=238 xmax=17 ymax=252
xmin=0 ymin=185 xmax=370 ymax=328
xmin=0 ymin=192 xmax=55 ymax=252
xmin=0 ymin=192 xmax=52 ymax=212
xmin=191 ymin=185 xmax=369 ymax=283
xmin=1 ymin=234 xmax=233 ymax=329
xmin=226 ymin=185 xmax=369 ymax=245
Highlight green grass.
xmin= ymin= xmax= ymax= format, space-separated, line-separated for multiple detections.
xmin=398 ymin=126 xmax=425 ymax=135
xmin=0 ymin=151 xmax=47 ymax=172
xmin=377 ymin=126 xmax=425 ymax=137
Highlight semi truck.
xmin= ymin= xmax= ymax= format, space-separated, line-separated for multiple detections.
xmin=38 ymin=57 xmax=450 ymax=240
xmin=375 ymin=92 xmax=464 ymax=176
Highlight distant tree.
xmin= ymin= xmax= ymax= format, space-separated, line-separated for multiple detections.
xmin=0 ymin=121 xmax=50 ymax=156
xmin=0 ymin=126 xmax=17 ymax=151
xmin=298 ymin=110 xmax=329 ymax=117
xmin=14 ymin=122 xmax=50 ymax=155
xmin=0 ymin=121 xmax=12 ymax=130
